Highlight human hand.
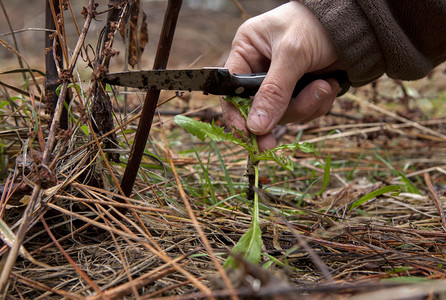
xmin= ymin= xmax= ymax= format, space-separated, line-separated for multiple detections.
xmin=221 ymin=1 xmax=343 ymax=151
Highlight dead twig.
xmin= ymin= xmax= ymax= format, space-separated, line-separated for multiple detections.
xmin=85 ymin=251 xmax=196 ymax=300
xmin=161 ymin=121 xmax=237 ymax=300
xmin=423 ymin=172 xmax=446 ymax=231
xmin=0 ymin=1 xmax=96 ymax=292
xmin=230 ymin=0 xmax=249 ymax=20
xmin=40 ymin=215 xmax=107 ymax=299
xmin=345 ymin=93 xmax=446 ymax=141
xmin=120 ymin=0 xmax=182 ymax=197
xmin=10 ymin=272 xmax=83 ymax=299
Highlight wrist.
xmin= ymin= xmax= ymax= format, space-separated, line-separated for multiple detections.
xmin=300 ymin=0 xmax=384 ymax=86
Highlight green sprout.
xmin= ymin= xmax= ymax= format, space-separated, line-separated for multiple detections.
xmin=174 ymin=96 xmax=315 ymax=268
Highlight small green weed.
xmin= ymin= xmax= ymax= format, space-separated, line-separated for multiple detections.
xmin=174 ymin=96 xmax=315 ymax=268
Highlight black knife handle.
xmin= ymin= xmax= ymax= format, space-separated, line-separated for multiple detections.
xmin=212 ymin=69 xmax=350 ymax=98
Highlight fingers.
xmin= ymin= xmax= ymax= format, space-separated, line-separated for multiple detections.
xmin=247 ymin=44 xmax=307 ymax=135
xmin=280 ymin=79 xmax=339 ymax=124
xmin=220 ymin=96 xmax=247 ymax=134
xmin=255 ymin=79 xmax=338 ymax=152
xmin=224 ymin=18 xmax=271 ymax=75
xmin=256 ymin=133 xmax=277 ymax=152
xmin=224 ymin=79 xmax=339 ymax=153
xmin=221 ymin=1 xmax=343 ymax=152
xmin=221 ymin=20 xmax=270 ymax=135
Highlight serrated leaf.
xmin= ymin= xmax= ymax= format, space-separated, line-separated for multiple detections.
xmin=273 ymin=141 xmax=315 ymax=154
xmin=256 ymin=141 xmax=315 ymax=170
xmin=224 ymin=96 xmax=253 ymax=119
xmin=256 ymin=148 xmax=294 ymax=170
xmin=174 ymin=115 xmax=254 ymax=151
xmin=224 ymin=221 xmax=262 ymax=268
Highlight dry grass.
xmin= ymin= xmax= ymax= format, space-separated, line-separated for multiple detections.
xmin=0 ymin=1 xmax=446 ymax=299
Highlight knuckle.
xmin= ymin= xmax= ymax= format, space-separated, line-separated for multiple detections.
xmin=259 ymin=81 xmax=289 ymax=104
xmin=257 ymin=82 xmax=289 ymax=115
xmin=235 ymin=18 xmax=258 ymax=39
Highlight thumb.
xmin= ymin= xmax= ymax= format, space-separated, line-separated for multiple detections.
xmin=247 ymin=54 xmax=304 ymax=135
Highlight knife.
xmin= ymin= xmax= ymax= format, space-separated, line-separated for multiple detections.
xmin=101 ymin=68 xmax=350 ymax=98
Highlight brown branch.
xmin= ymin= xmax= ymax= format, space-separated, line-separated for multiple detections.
xmin=47 ymin=0 xmax=69 ymax=67
xmin=120 ymin=0 xmax=182 ymax=197
xmin=45 ymin=0 xmax=70 ymax=129
xmin=0 ymin=79 xmax=41 ymax=101
xmin=43 ymin=1 xmax=96 ymax=164
xmin=230 ymin=0 xmax=249 ymax=20
xmin=0 ymin=187 xmax=42 ymax=293
xmin=424 ymin=172 xmax=446 ymax=232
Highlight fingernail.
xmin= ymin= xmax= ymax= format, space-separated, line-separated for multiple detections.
xmin=314 ymin=86 xmax=330 ymax=100
xmin=247 ymin=109 xmax=271 ymax=134
xmin=331 ymin=80 xmax=341 ymax=95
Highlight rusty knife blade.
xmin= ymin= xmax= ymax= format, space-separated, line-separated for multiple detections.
xmin=101 ymin=68 xmax=351 ymax=97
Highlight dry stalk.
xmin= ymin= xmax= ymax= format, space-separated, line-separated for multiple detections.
xmin=0 ymin=79 xmax=41 ymax=101
xmin=120 ymin=0 xmax=182 ymax=197
xmin=10 ymin=272 xmax=83 ymax=299
xmin=423 ymin=172 xmax=446 ymax=231
xmin=108 ymin=229 xmax=141 ymax=300
xmin=1 ymin=2 xmax=445 ymax=298
xmin=86 ymin=258 xmax=189 ymax=300
xmin=160 ymin=123 xmax=237 ymax=300
xmin=43 ymin=2 xmax=97 ymax=163
xmin=0 ymin=0 xmax=96 ymax=292
xmin=0 ymin=187 xmax=42 ymax=293
xmin=306 ymin=119 xmax=446 ymax=144
xmin=47 ymin=0 xmax=69 ymax=68
xmin=40 ymin=216 xmax=107 ymax=298
xmin=345 ymin=93 xmax=446 ymax=141
xmin=46 ymin=178 xmax=213 ymax=299
xmin=230 ymin=0 xmax=249 ymax=20
xmin=53 ymin=194 xmax=168 ymax=212
xmin=29 ymin=216 xmax=98 ymax=255
xmin=95 ymin=204 xmax=213 ymax=296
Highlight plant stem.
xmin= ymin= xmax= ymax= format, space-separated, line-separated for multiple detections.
xmin=120 ymin=0 xmax=183 ymax=197
xmin=251 ymin=133 xmax=260 ymax=226
xmin=246 ymin=135 xmax=259 ymax=201
xmin=45 ymin=0 xmax=69 ymax=130
xmin=253 ymin=163 xmax=259 ymax=227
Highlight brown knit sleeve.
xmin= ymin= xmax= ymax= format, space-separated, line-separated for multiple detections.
xmin=300 ymin=0 xmax=446 ymax=87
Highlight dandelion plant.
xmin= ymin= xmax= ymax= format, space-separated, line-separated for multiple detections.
xmin=174 ymin=96 xmax=315 ymax=268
